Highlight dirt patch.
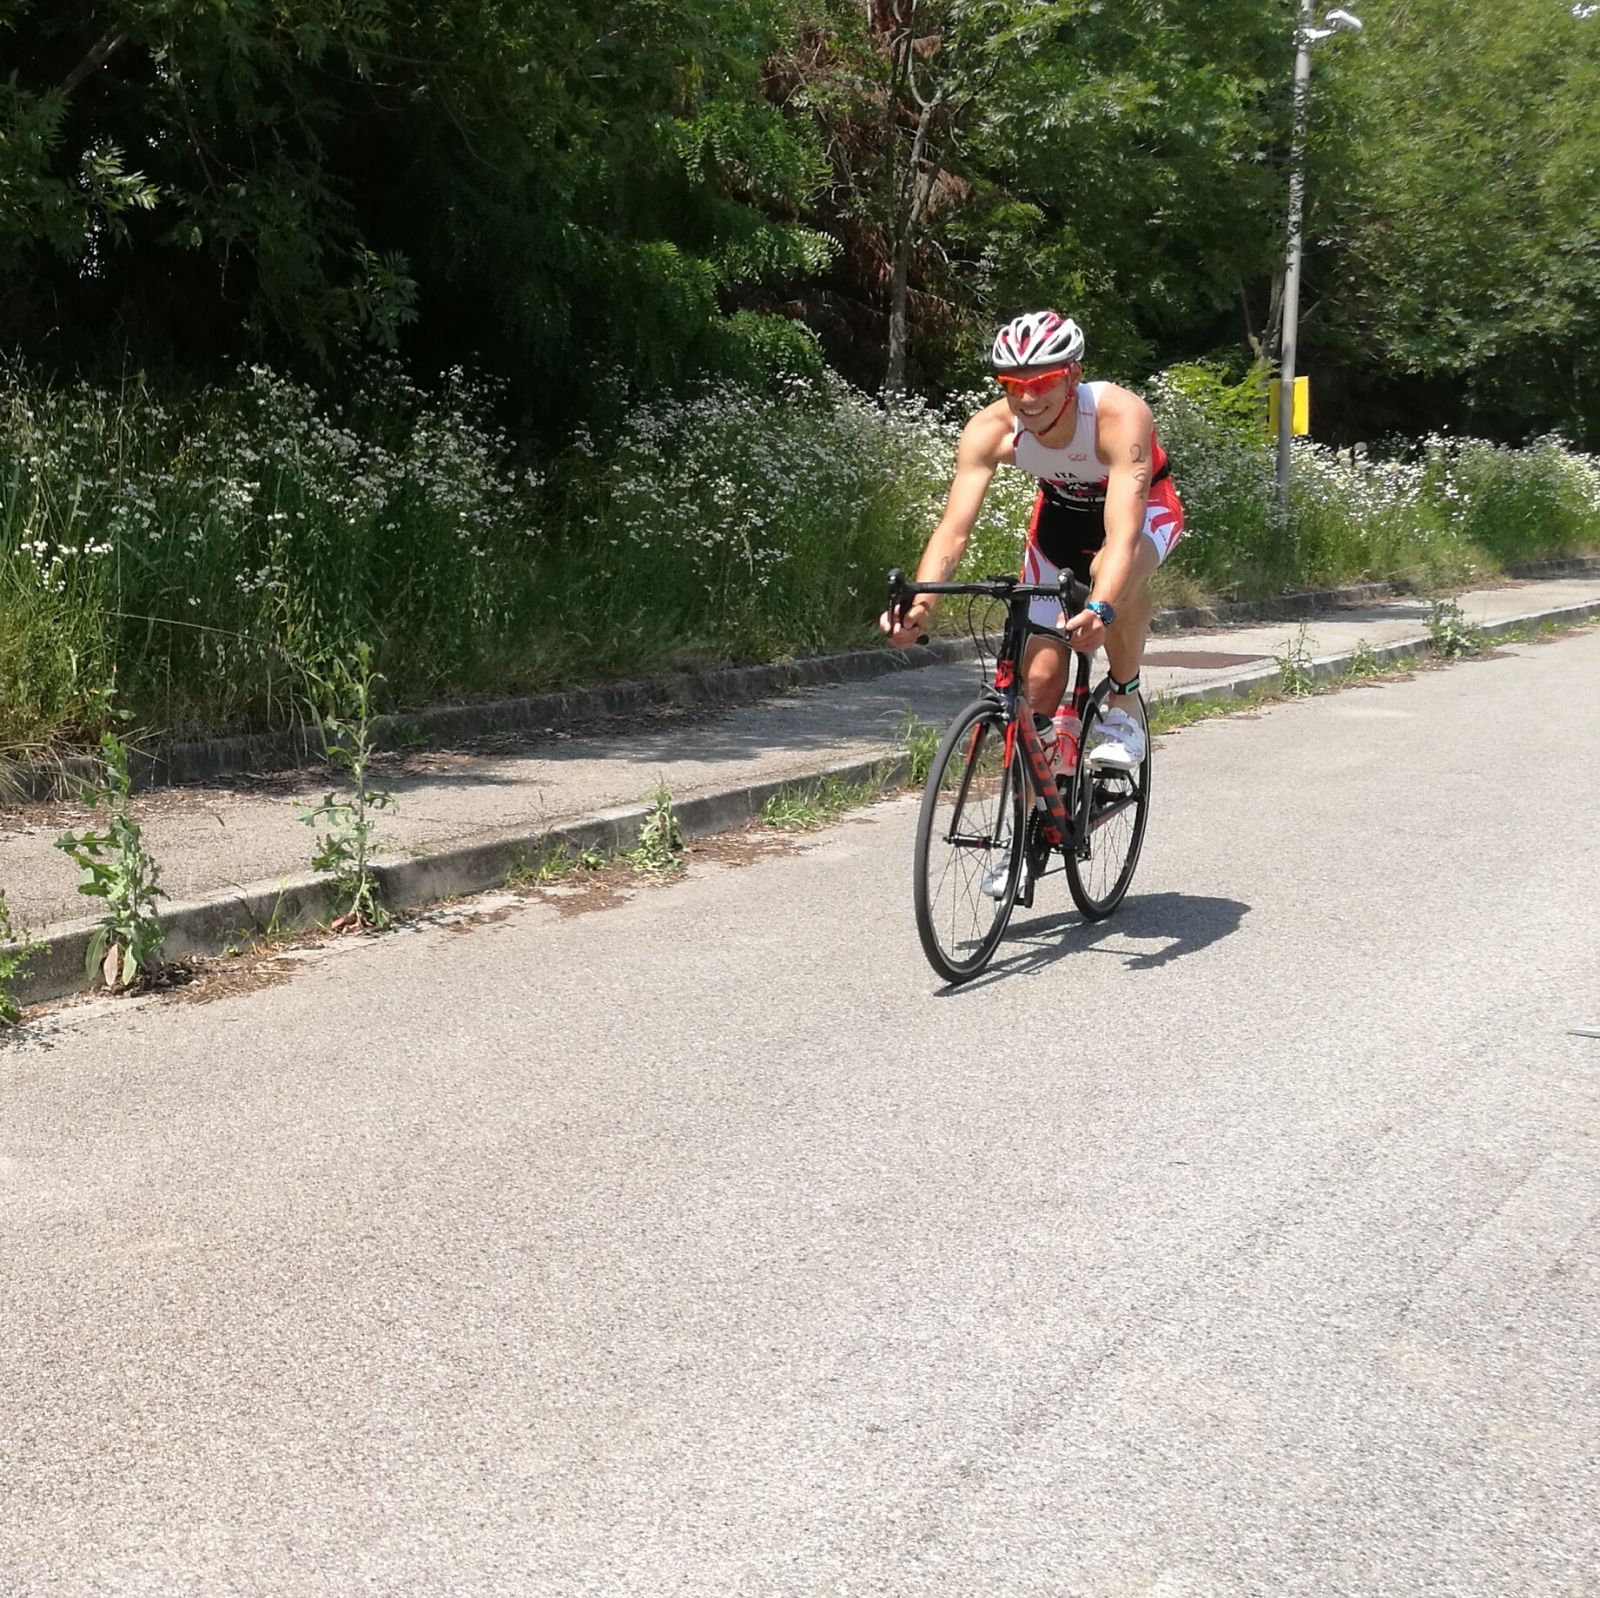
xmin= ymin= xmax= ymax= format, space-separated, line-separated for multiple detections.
xmin=1517 ymin=618 xmax=1599 ymax=647
xmin=686 ymin=829 xmax=809 ymax=867
xmin=5 ymin=799 xmax=887 ymax=1028
xmin=4 ymin=948 xmax=303 ymax=1029
xmin=0 ymin=808 xmax=857 ymax=1034
xmin=441 ymin=905 xmax=516 ymax=934
xmin=502 ymin=824 xmax=806 ymax=919
xmin=517 ymin=876 xmax=641 ymax=918
xmin=0 ymin=781 xmax=249 ymax=837
xmin=163 ymin=951 xmax=308 ymax=1006
xmin=0 ymin=798 xmax=82 ymax=836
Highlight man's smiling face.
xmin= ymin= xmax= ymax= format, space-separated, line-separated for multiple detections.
xmin=996 ymin=361 xmax=1081 ymax=432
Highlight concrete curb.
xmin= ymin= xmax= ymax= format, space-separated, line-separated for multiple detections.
xmin=1150 ymin=598 xmax=1600 ymax=706
xmin=11 ymin=755 xmax=910 ymax=1009
xmin=0 ymin=643 xmax=976 ymax=803
xmin=1504 ymin=556 xmax=1600 ymax=581
xmin=1148 ymin=579 xmax=1405 ymax=635
xmin=8 ymin=597 xmax=1597 ymax=1012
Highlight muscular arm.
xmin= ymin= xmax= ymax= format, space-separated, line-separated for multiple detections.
xmin=1089 ymin=390 xmax=1156 ymax=611
xmin=895 ymin=406 xmax=1008 ymax=630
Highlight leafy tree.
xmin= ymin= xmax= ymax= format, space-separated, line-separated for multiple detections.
xmin=0 ymin=0 xmax=399 ymax=358
xmin=0 ymin=0 xmax=833 ymax=415
xmin=773 ymin=0 xmax=1290 ymax=391
xmin=364 ymin=0 xmax=833 ymax=418
xmin=1305 ymin=0 xmax=1600 ymax=444
xmin=764 ymin=0 xmax=973 ymax=393
xmin=958 ymin=0 xmax=1287 ymax=379
xmin=8 ymin=0 xmax=1595 ymax=448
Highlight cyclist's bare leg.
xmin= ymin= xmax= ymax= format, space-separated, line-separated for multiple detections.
xmin=1022 ymin=634 xmax=1071 ymax=720
xmin=1091 ymin=534 xmax=1159 ymax=713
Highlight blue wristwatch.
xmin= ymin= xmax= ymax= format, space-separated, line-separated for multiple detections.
xmin=1085 ymin=598 xmax=1115 ymax=627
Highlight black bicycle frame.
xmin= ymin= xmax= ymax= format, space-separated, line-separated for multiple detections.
xmin=887 ymin=567 xmax=1096 ymax=857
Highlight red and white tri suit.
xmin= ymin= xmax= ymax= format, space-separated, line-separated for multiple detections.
xmin=1013 ymin=381 xmax=1185 ymax=631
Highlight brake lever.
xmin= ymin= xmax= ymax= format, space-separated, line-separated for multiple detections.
xmin=884 ymin=567 xmax=928 ymax=642
xmin=1059 ymin=572 xmax=1090 ymax=612
xmin=885 ymin=566 xmax=908 ymax=629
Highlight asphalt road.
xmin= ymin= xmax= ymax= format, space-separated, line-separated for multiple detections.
xmin=4 ymin=631 xmax=1598 ymax=1598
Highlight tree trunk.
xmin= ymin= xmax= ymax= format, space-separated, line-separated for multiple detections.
xmin=1264 ymin=268 xmax=1285 ymax=366
xmin=61 ymin=32 xmax=128 ymax=98
xmin=884 ymin=91 xmax=939 ymax=396
xmin=885 ymin=228 xmax=913 ymax=395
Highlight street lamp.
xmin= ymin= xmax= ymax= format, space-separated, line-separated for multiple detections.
xmin=1276 ymin=3 xmax=1363 ymax=517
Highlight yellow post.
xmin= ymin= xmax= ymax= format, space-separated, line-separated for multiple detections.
xmin=1268 ymin=376 xmax=1310 ymax=438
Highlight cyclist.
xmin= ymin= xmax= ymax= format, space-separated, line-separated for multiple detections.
xmin=880 ymin=310 xmax=1184 ymax=770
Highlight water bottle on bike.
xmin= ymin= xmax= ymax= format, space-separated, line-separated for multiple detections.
xmin=997 ymin=704 xmax=1080 ymax=902
xmin=1032 ymin=704 xmax=1080 ymax=788
xmin=1051 ymin=704 xmax=1081 ymax=779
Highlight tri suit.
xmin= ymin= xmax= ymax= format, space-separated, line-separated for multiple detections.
xmin=1012 ymin=380 xmax=1185 ymax=631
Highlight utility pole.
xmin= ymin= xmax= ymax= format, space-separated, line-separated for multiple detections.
xmin=1276 ymin=0 xmax=1315 ymax=518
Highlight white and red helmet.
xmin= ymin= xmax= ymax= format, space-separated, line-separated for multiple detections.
xmin=990 ymin=311 xmax=1085 ymax=370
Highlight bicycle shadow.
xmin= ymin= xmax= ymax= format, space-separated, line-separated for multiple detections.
xmin=937 ymin=890 xmax=1250 ymax=994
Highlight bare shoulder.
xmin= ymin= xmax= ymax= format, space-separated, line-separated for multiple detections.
xmin=1093 ymin=384 xmax=1154 ymax=465
xmin=959 ymin=399 xmax=1015 ymax=467
xmin=1093 ymin=381 xmax=1154 ymax=432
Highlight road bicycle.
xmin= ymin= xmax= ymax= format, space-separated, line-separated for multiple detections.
xmin=886 ymin=567 xmax=1152 ymax=985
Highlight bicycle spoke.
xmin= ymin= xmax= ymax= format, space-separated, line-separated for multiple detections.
xmin=1065 ymin=697 xmax=1151 ymax=920
xmin=914 ymin=703 xmax=1024 ymax=982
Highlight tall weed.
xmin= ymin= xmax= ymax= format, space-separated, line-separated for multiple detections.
xmin=3 ymin=355 xmax=1597 ymax=755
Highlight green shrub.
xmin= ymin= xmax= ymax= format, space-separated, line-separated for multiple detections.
xmin=1147 ymin=367 xmax=1282 ymax=596
xmin=1446 ymin=433 xmax=1600 ymax=564
xmin=3 ymin=353 xmax=1597 ymax=757
xmin=1157 ymin=361 xmax=1272 ymax=446
xmin=0 ymin=887 xmax=40 ymax=1024
xmin=54 ymin=731 xmax=167 ymax=990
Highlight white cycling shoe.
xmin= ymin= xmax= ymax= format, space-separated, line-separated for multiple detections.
xmin=1087 ymin=707 xmax=1146 ymax=771
xmin=980 ymin=857 xmax=1013 ymax=900
xmin=981 ymin=853 xmax=1032 ymax=901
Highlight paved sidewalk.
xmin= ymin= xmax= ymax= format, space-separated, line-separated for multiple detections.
xmin=4 ymin=572 xmax=1598 ymax=1003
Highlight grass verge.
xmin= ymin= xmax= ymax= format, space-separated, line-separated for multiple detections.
xmin=762 ymin=772 xmax=889 ymax=831
xmin=5 ymin=352 xmax=1598 ymax=758
xmin=1147 ymin=613 xmax=1598 ymax=738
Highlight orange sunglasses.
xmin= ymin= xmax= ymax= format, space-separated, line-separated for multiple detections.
xmin=995 ymin=367 xmax=1072 ymax=399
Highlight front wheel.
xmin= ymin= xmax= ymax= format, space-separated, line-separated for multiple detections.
xmin=913 ymin=699 xmax=1026 ymax=984
xmin=1064 ymin=691 xmax=1151 ymax=920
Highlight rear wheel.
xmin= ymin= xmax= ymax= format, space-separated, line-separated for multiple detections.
xmin=1064 ymin=691 xmax=1151 ymax=919
xmin=913 ymin=700 xmax=1026 ymax=984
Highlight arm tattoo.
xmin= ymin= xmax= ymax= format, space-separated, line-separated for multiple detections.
xmin=1129 ymin=443 xmax=1145 ymax=464
xmin=935 ymin=553 xmax=958 ymax=580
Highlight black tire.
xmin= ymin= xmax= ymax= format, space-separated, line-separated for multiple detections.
xmin=1064 ymin=690 xmax=1151 ymax=920
xmin=913 ymin=699 xmax=1026 ymax=984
